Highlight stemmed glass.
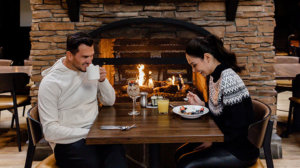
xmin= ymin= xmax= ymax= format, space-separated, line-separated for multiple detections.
xmin=127 ymin=80 xmax=140 ymax=115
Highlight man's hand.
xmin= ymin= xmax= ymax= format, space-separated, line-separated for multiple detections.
xmin=98 ymin=67 xmax=107 ymax=82
xmin=187 ymin=92 xmax=205 ymax=106
xmin=194 ymin=142 xmax=212 ymax=151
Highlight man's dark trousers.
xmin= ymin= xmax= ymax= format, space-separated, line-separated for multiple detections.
xmin=54 ymin=139 xmax=127 ymax=168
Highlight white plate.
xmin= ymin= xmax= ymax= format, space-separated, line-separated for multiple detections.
xmin=172 ymin=105 xmax=209 ymax=119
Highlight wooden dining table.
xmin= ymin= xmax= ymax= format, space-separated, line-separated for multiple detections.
xmin=0 ymin=66 xmax=32 ymax=75
xmin=86 ymin=102 xmax=223 ymax=144
xmin=86 ymin=102 xmax=223 ymax=167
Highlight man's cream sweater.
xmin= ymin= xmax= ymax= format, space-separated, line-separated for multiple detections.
xmin=38 ymin=57 xmax=115 ymax=148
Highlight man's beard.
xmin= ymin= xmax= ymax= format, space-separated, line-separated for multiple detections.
xmin=73 ymin=62 xmax=86 ymax=72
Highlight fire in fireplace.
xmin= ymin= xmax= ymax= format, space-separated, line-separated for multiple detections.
xmin=118 ymin=64 xmax=191 ymax=102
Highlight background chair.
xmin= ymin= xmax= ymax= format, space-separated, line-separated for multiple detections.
xmin=288 ymin=34 xmax=300 ymax=57
xmin=25 ymin=106 xmax=57 ymax=168
xmin=22 ymin=57 xmax=33 ymax=116
xmin=284 ymin=74 xmax=300 ymax=137
xmin=0 ymin=73 xmax=31 ymax=151
xmin=248 ymin=99 xmax=274 ymax=168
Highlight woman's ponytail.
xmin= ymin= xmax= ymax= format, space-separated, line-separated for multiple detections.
xmin=186 ymin=34 xmax=244 ymax=73
xmin=205 ymin=35 xmax=244 ymax=73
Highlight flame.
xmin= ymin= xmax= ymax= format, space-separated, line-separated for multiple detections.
xmin=168 ymin=75 xmax=176 ymax=85
xmin=148 ymin=71 xmax=154 ymax=88
xmin=136 ymin=64 xmax=145 ymax=86
xmin=179 ymin=74 xmax=184 ymax=86
xmin=179 ymin=74 xmax=185 ymax=90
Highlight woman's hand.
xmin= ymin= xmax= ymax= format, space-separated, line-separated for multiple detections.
xmin=194 ymin=142 xmax=212 ymax=151
xmin=187 ymin=92 xmax=205 ymax=106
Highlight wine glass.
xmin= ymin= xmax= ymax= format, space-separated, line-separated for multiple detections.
xmin=127 ymin=80 xmax=140 ymax=115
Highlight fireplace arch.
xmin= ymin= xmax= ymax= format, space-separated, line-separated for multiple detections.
xmin=89 ymin=17 xmax=212 ymax=38
xmin=90 ymin=18 xmax=210 ymax=102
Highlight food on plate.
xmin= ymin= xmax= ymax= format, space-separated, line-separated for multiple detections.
xmin=173 ymin=105 xmax=209 ymax=119
xmin=180 ymin=106 xmax=205 ymax=115
xmin=180 ymin=106 xmax=187 ymax=112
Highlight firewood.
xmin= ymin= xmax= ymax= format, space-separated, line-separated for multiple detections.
xmin=139 ymin=85 xmax=154 ymax=93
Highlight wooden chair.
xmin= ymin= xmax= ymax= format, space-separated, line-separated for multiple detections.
xmin=275 ymin=79 xmax=292 ymax=93
xmin=284 ymin=97 xmax=300 ymax=138
xmin=248 ymin=99 xmax=274 ymax=168
xmin=0 ymin=59 xmax=13 ymax=66
xmin=283 ymin=74 xmax=300 ymax=138
xmin=25 ymin=106 xmax=58 ymax=168
xmin=173 ymin=99 xmax=273 ymax=168
xmin=288 ymin=34 xmax=300 ymax=56
xmin=0 ymin=73 xmax=31 ymax=151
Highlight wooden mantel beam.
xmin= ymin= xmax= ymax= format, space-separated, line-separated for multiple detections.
xmin=63 ymin=0 xmax=240 ymax=22
xmin=225 ymin=0 xmax=240 ymax=21
xmin=66 ymin=0 xmax=80 ymax=22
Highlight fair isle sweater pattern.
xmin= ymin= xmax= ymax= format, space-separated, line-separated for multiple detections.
xmin=209 ymin=68 xmax=250 ymax=116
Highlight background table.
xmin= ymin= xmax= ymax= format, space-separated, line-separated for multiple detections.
xmin=0 ymin=66 xmax=32 ymax=75
xmin=274 ymin=64 xmax=300 ymax=80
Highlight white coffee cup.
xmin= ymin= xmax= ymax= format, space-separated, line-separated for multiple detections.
xmin=86 ymin=64 xmax=100 ymax=80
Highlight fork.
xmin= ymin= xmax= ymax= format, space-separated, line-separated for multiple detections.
xmin=121 ymin=124 xmax=136 ymax=131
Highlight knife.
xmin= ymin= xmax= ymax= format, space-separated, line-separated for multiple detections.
xmin=100 ymin=126 xmax=123 ymax=130
xmin=100 ymin=124 xmax=136 ymax=131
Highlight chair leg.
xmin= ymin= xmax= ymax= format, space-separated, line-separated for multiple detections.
xmin=25 ymin=141 xmax=36 ymax=168
xmin=22 ymin=105 xmax=26 ymax=117
xmin=149 ymin=144 xmax=160 ymax=168
xmin=285 ymin=101 xmax=294 ymax=138
xmin=263 ymin=121 xmax=274 ymax=168
xmin=13 ymin=106 xmax=22 ymax=152
xmin=25 ymin=118 xmax=36 ymax=168
xmin=11 ymin=114 xmax=15 ymax=128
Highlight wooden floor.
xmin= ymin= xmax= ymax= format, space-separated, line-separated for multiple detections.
xmin=274 ymin=91 xmax=300 ymax=168
xmin=0 ymin=91 xmax=300 ymax=168
xmin=0 ymin=106 xmax=39 ymax=168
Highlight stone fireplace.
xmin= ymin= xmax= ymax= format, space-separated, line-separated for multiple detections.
xmin=29 ymin=0 xmax=281 ymax=158
xmin=30 ymin=0 xmax=276 ymax=107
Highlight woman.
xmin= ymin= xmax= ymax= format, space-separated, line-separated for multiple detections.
xmin=175 ymin=35 xmax=259 ymax=168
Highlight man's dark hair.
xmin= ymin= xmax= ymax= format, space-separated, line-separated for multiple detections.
xmin=67 ymin=32 xmax=94 ymax=55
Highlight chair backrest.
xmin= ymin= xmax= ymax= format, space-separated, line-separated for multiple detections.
xmin=0 ymin=73 xmax=30 ymax=94
xmin=27 ymin=106 xmax=43 ymax=146
xmin=0 ymin=47 xmax=3 ymax=58
xmin=0 ymin=59 xmax=12 ymax=66
xmin=292 ymin=74 xmax=300 ymax=97
xmin=248 ymin=99 xmax=271 ymax=148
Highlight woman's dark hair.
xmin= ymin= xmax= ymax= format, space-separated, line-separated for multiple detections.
xmin=67 ymin=32 xmax=94 ymax=55
xmin=186 ymin=34 xmax=244 ymax=72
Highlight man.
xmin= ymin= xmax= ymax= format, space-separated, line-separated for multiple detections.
xmin=38 ymin=32 xmax=127 ymax=168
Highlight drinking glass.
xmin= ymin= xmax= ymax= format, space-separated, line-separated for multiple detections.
xmin=127 ymin=80 xmax=140 ymax=115
xmin=157 ymin=98 xmax=169 ymax=114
